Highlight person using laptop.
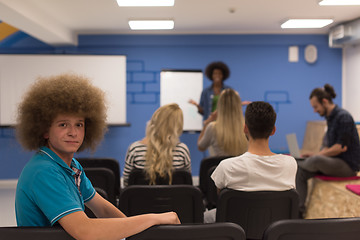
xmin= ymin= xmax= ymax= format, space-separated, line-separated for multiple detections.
xmin=296 ymin=83 xmax=360 ymax=217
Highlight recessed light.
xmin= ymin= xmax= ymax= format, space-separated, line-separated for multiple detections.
xmin=281 ymin=19 xmax=333 ymax=28
xmin=117 ymin=0 xmax=175 ymax=7
xmin=319 ymin=0 xmax=360 ymax=5
xmin=129 ymin=20 xmax=174 ymax=30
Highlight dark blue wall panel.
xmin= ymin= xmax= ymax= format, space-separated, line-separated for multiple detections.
xmin=0 ymin=33 xmax=342 ymax=179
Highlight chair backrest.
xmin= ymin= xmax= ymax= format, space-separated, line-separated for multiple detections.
xmin=83 ymin=167 xmax=116 ymax=204
xmin=128 ymin=169 xmax=193 ymax=185
xmin=82 ymin=167 xmax=116 ymax=218
xmin=0 ymin=226 xmax=74 ymax=240
xmin=263 ymin=217 xmax=360 ymax=240
xmin=127 ymin=222 xmax=246 ymax=240
xmin=205 ymin=165 xmax=218 ymax=209
xmin=77 ymin=157 xmax=121 ymax=196
xmin=216 ymin=189 xmax=299 ymax=240
xmin=199 ymin=156 xmax=232 ymax=194
xmin=119 ymin=185 xmax=204 ymax=223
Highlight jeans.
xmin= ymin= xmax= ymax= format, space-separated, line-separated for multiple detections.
xmin=296 ymin=155 xmax=356 ymax=214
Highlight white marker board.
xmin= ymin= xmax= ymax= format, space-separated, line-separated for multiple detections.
xmin=0 ymin=54 xmax=126 ymax=126
xmin=160 ymin=70 xmax=203 ymax=132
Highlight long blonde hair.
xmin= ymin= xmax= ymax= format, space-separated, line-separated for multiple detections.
xmin=215 ymin=89 xmax=248 ymax=156
xmin=145 ymin=103 xmax=184 ymax=184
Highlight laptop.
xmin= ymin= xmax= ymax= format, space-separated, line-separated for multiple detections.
xmin=286 ymin=133 xmax=305 ymax=160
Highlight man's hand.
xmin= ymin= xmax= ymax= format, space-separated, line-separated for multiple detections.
xmin=156 ymin=212 xmax=181 ymax=225
xmin=340 ymin=145 xmax=348 ymax=153
xmin=317 ymin=144 xmax=348 ymax=157
xmin=301 ymin=152 xmax=314 ymax=158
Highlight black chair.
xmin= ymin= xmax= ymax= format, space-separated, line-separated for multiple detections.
xmin=263 ymin=217 xmax=360 ymax=240
xmin=127 ymin=222 xmax=246 ymax=240
xmin=77 ymin=157 xmax=121 ymax=204
xmin=83 ymin=167 xmax=116 ymax=218
xmin=198 ymin=156 xmax=232 ymax=209
xmin=199 ymin=156 xmax=232 ymax=195
xmin=0 ymin=226 xmax=74 ymax=240
xmin=83 ymin=167 xmax=116 ymax=204
xmin=216 ymin=189 xmax=299 ymax=240
xmin=128 ymin=169 xmax=193 ymax=185
xmin=205 ymin=165 xmax=218 ymax=209
xmin=119 ymin=185 xmax=204 ymax=223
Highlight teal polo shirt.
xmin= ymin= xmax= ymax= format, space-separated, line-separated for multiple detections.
xmin=15 ymin=146 xmax=96 ymax=226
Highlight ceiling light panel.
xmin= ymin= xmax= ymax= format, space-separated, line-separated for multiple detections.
xmin=117 ymin=0 xmax=175 ymax=7
xmin=281 ymin=19 xmax=333 ymax=28
xmin=129 ymin=20 xmax=174 ymax=30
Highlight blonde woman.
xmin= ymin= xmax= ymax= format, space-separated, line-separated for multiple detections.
xmin=198 ymin=88 xmax=248 ymax=156
xmin=123 ymin=103 xmax=191 ymax=186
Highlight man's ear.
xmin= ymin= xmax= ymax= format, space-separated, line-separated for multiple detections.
xmin=270 ymin=126 xmax=276 ymax=136
xmin=244 ymin=124 xmax=252 ymax=139
xmin=244 ymin=124 xmax=249 ymax=135
xmin=43 ymin=132 xmax=49 ymax=139
xmin=321 ymin=98 xmax=329 ymax=106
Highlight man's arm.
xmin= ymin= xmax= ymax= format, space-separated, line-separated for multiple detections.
xmin=85 ymin=192 xmax=126 ymax=218
xmin=318 ymin=143 xmax=347 ymax=157
xmin=58 ymin=207 xmax=179 ymax=240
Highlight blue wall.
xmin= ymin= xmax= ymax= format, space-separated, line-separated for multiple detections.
xmin=0 ymin=33 xmax=342 ymax=179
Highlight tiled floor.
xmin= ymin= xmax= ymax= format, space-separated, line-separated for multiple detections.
xmin=0 ymin=181 xmax=17 ymax=227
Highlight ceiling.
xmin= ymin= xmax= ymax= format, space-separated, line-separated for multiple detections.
xmin=0 ymin=0 xmax=359 ymax=46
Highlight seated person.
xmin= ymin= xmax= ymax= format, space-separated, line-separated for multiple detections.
xmin=204 ymin=101 xmax=297 ymax=223
xmin=198 ymin=88 xmax=248 ymax=156
xmin=296 ymin=84 xmax=360 ymax=217
xmin=123 ymin=103 xmax=191 ymax=186
xmin=15 ymin=74 xmax=180 ymax=240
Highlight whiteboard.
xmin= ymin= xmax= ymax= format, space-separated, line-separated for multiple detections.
xmin=0 ymin=54 xmax=126 ymax=126
xmin=160 ymin=70 xmax=203 ymax=132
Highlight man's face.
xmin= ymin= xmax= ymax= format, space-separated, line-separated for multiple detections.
xmin=43 ymin=114 xmax=85 ymax=161
xmin=310 ymin=96 xmax=326 ymax=117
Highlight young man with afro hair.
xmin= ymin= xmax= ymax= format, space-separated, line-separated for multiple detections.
xmin=15 ymin=73 xmax=179 ymax=240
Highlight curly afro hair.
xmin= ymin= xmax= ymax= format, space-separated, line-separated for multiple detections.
xmin=205 ymin=61 xmax=230 ymax=81
xmin=16 ymin=73 xmax=108 ymax=152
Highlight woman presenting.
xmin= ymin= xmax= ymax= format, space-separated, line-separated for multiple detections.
xmin=189 ymin=61 xmax=231 ymax=121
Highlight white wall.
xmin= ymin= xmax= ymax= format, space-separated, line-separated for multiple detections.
xmin=0 ymin=180 xmax=17 ymax=226
xmin=343 ymin=44 xmax=360 ymax=122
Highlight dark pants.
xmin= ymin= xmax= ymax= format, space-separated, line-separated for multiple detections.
xmin=296 ymin=155 xmax=356 ymax=214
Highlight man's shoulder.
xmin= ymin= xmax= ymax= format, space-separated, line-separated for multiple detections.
xmin=218 ymin=154 xmax=248 ymax=166
xmin=333 ymin=109 xmax=356 ymax=126
xmin=334 ymin=106 xmax=353 ymax=118
xmin=25 ymin=152 xmax=59 ymax=171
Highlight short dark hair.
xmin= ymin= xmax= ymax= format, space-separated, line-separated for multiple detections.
xmin=309 ymin=83 xmax=336 ymax=103
xmin=245 ymin=101 xmax=276 ymax=139
xmin=205 ymin=61 xmax=230 ymax=81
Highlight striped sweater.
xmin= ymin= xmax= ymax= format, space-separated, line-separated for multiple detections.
xmin=123 ymin=141 xmax=191 ymax=186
